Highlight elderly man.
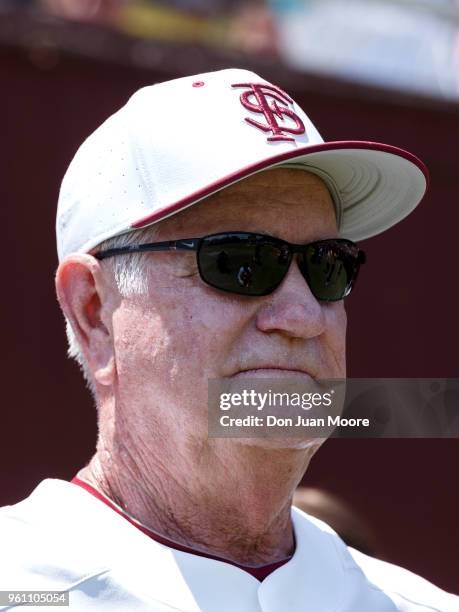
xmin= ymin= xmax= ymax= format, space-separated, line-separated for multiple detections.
xmin=1 ymin=69 xmax=457 ymax=611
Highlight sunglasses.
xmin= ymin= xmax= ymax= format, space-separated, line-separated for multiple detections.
xmin=95 ymin=232 xmax=366 ymax=301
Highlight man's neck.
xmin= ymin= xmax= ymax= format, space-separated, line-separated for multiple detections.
xmin=79 ymin=440 xmax=318 ymax=566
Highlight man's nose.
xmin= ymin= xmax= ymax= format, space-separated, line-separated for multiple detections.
xmin=255 ymin=259 xmax=326 ymax=340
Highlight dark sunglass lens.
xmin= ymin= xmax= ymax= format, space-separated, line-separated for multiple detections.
xmin=198 ymin=234 xmax=290 ymax=296
xmin=299 ymin=240 xmax=361 ymax=301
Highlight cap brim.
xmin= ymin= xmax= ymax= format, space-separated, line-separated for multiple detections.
xmin=132 ymin=141 xmax=428 ymax=242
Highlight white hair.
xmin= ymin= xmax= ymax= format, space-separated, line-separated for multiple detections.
xmin=65 ymin=225 xmax=159 ymax=397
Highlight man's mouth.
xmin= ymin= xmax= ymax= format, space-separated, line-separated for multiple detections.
xmin=232 ymin=367 xmax=315 ymax=380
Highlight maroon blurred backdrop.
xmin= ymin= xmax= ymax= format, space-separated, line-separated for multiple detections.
xmin=1 ymin=13 xmax=458 ymax=594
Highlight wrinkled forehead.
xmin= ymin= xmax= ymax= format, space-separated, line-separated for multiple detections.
xmin=153 ymin=168 xmax=338 ymax=240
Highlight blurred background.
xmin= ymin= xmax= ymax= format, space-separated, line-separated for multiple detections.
xmin=1 ymin=0 xmax=458 ymax=595
xmin=3 ymin=0 xmax=459 ymax=97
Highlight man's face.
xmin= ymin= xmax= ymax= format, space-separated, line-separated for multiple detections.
xmin=107 ymin=169 xmax=346 ymax=454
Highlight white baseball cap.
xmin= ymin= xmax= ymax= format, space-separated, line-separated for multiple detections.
xmin=56 ymin=68 xmax=428 ymax=261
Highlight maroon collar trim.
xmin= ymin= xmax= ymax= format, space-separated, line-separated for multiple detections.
xmin=70 ymin=476 xmax=292 ymax=582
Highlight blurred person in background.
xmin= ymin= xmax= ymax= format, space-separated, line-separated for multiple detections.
xmin=226 ymin=0 xmax=279 ymax=56
xmin=293 ymin=486 xmax=380 ymax=557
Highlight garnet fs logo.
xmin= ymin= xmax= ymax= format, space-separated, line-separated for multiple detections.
xmin=232 ymin=82 xmax=306 ymax=143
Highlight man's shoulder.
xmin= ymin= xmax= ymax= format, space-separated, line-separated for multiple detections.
xmin=347 ymin=546 xmax=458 ymax=612
xmin=292 ymin=506 xmax=458 ymax=611
xmin=0 ymin=479 xmax=194 ymax=610
xmin=0 ymin=479 xmax=112 ymax=590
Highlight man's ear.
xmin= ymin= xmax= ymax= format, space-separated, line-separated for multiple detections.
xmin=55 ymin=254 xmax=116 ymax=386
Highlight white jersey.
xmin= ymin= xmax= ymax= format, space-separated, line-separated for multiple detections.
xmin=0 ymin=479 xmax=457 ymax=611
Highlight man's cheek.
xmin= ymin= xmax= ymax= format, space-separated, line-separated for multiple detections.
xmin=326 ymin=305 xmax=347 ymax=341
